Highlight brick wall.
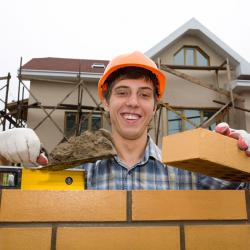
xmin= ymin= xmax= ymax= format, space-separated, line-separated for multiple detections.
xmin=0 ymin=190 xmax=249 ymax=250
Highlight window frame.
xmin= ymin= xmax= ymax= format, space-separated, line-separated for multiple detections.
xmin=64 ymin=111 xmax=103 ymax=138
xmin=166 ymin=108 xmax=222 ymax=135
xmin=173 ymin=45 xmax=210 ymax=66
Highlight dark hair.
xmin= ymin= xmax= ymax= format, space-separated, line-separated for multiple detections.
xmin=103 ymin=66 xmax=159 ymax=101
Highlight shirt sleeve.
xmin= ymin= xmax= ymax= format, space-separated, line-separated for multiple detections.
xmin=197 ymin=174 xmax=249 ymax=189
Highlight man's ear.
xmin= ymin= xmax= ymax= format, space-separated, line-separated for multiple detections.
xmin=102 ymin=98 xmax=110 ymax=112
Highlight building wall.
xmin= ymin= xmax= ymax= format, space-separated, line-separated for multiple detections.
xmin=240 ymin=91 xmax=250 ymax=131
xmin=27 ymin=79 xmax=101 ymax=152
xmin=150 ymin=34 xmax=246 ymax=144
xmin=154 ymin=35 xmax=235 ymax=107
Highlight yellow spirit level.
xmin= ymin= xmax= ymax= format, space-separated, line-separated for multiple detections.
xmin=21 ymin=168 xmax=85 ymax=190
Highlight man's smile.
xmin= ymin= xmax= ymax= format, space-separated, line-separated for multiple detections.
xmin=120 ymin=112 xmax=142 ymax=121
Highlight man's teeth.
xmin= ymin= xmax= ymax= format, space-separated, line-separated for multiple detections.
xmin=123 ymin=114 xmax=139 ymax=120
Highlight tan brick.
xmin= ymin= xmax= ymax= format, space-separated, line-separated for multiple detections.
xmin=162 ymin=128 xmax=250 ymax=182
xmin=132 ymin=190 xmax=247 ymax=221
xmin=185 ymin=225 xmax=250 ymax=250
xmin=0 ymin=190 xmax=126 ymax=222
xmin=57 ymin=226 xmax=180 ymax=250
xmin=0 ymin=227 xmax=51 ymax=250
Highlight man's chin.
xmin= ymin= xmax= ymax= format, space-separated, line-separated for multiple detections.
xmin=120 ymin=130 xmax=145 ymax=140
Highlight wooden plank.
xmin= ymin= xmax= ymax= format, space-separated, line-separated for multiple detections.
xmin=165 ymin=64 xmax=227 ymax=70
xmin=226 ymin=58 xmax=235 ymax=108
xmin=213 ymin=100 xmax=250 ymax=113
xmin=0 ymin=76 xmax=9 ymax=81
xmin=199 ymin=101 xmax=231 ymax=128
xmin=162 ymin=103 xmax=198 ymax=128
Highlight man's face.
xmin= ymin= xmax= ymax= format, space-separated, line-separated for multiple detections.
xmin=103 ymin=78 xmax=156 ymax=140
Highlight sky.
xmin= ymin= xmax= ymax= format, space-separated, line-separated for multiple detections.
xmin=0 ymin=0 xmax=250 ymax=103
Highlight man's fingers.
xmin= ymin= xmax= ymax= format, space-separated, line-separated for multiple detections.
xmin=27 ymin=137 xmax=41 ymax=163
xmin=37 ymin=153 xmax=49 ymax=166
xmin=0 ymin=128 xmax=44 ymax=164
xmin=215 ymin=122 xmax=230 ymax=135
xmin=228 ymin=131 xmax=240 ymax=139
xmin=238 ymin=137 xmax=249 ymax=151
xmin=215 ymin=122 xmax=250 ymax=157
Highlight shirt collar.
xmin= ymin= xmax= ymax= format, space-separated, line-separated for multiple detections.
xmin=144 ymin=135 xmax=162 ymax=162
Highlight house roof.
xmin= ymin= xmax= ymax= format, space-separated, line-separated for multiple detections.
xmin=145 ymin=18 xmax=250 ymax=78
xmin=21 ymin=57 xmax=109 ymax=81
xmin=22 ymin=57 xmax=109 ymax=73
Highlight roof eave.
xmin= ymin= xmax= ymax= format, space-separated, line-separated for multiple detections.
xmin=20 ymin=69 xmax=102 ymax=82
xmin=231 ymin=80 xmax=250 ymax=93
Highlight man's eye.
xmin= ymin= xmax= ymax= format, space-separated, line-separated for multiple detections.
xmin=115 ymin=89 xmax=128 ymax=96
xmin=139 ymin=92 xmax=152 ymax=98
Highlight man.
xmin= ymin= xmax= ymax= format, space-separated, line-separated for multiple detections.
xmin=0 ymin=51 xmax=250 ymax=189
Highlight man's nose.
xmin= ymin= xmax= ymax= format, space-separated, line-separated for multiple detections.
xmin=126 ymin=93 xmax=139 ymax=107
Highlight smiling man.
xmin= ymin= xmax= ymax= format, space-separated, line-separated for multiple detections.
xmin=0 ymin=51 xmax=250 ymax=190
xmin=81 ymin=51 xmax=249 ymax=190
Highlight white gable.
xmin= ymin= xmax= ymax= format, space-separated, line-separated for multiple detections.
xmin=145 ymin=18 xmax=250 ymax=77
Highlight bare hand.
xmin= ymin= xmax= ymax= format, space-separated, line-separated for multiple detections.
xmin=215 ymin=122 xmax=250 ymax=156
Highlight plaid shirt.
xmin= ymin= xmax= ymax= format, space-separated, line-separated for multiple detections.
xmin=81 ymin=136 xmax=248 ymax=190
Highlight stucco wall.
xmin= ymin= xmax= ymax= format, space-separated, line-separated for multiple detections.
xmin=154 ymin=35 xmax=236 ymax=107
xmin=240 ymin=91 xmax=250 ymax=131
xmin=27 ymin=80 xmax=101 ymax=152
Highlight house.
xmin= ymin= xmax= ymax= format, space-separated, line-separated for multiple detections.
xmin=21 ymin=58 xmax=109 ymax=151
xmin=20 ymin=18 xmax=250 ymax=152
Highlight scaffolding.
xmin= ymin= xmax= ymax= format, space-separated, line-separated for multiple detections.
xmin=153 ymin=59 xmax=249 ymax=144
xmin=0 ymin=73 xmax=20 ymax=130
xmin=0 ymin=58 xmax=110 ymax=143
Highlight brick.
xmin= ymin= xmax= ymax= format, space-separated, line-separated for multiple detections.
xmin=132 ymin=190 xmax=247 ymax=221
xmin=185 ymin=225 xmax=250 ymax=250
xmin=0 ymin=190 xmax=126 ymax=222
xmin=0 ymin=227 xmax=51 ymax=250
xmin=56 ymin=226 xmax=180 ymax=250
xmin=162 ymin=128 xmax=250 ymax=182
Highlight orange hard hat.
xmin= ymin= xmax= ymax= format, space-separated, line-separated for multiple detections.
xmin=98 ymin=51 xmax=166 ymax=101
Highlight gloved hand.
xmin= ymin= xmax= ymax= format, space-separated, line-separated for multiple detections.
xmin=215 ymin=122 xmax=250 ymax=156
xmin=0 ymin=128 xmax=48 ymax=166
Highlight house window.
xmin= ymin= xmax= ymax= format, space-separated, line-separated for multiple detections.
xmin=91 ymin=63 xmax=105 ymax=69
xmin=167 ymin=109 xmax=218 ymax=135
xmin=65 ymin=111 xmax=102 ymax=137
xmin=174 ymin=46 xmax=209 ymax=66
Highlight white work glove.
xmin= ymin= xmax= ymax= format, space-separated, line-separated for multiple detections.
xmin=0 ymin=128 xmax=48 ymax=166
xmin=215 ymin=122 xmax=250 ymax=157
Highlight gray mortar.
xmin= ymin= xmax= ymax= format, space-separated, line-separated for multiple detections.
xmin=44 ymin=129 xmax=116 ymax=170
